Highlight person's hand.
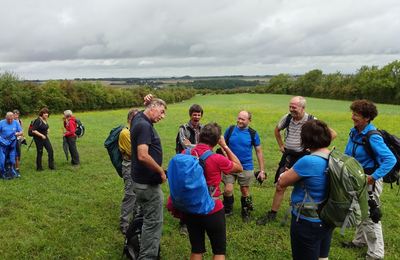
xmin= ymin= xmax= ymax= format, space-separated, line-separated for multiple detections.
xmin=41 ymin=135 xmax=46 ymax=140
xmin=183 ymin=139 xmax=191 ymax=146
xmin=279 ymin=144 xmax=285 ymax=153
xmin=258 ymin=170 xmax=266 ymax=181
xmin=218 ymin=135 xmax=227 ymax=147
xmin=160 ymin=171 xmax=167 ymax=183
xmin=144 ymin=94 xmax=153 ymax=106
xmin=367 ymin=175 xmax=375 ymax=185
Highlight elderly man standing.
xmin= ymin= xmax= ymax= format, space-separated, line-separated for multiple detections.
xmin=131 ymin=98 xmax=167 ymax=259
xmin=0 ymin=112 xmax=23 ymax=178
xmin=222 ymin=110 xmax=265 ymax=222
xmin=257 ymin=96 xmax=315 ymax=225
xmin=63 ymin=110 xmax=80 ymax=166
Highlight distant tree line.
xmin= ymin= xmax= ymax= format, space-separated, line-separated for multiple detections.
xmin=263 ymin=60 xmax=400 ymax=104
xmin=180 ymin=79 xmax=260 ymax=89
xmin=0 ymin=72 xmax=195 ymax=115
xmin=194 ymin=60 xmax=400 ymax=105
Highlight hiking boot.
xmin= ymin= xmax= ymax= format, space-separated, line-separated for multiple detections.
xmin=341 ymin=241 xmax=364 ymax=249
xmin=179 ymin=223 xmax=188 ymax=236
xmin=256 ymin=211 xmax=277 ymax=225
xmin=245 ymin=196 xmax=254 ymax=211
xmin=241 ymin=196 xmax=251 ymax=222
xmin=223 ymin=195 xmax=234 ymax=216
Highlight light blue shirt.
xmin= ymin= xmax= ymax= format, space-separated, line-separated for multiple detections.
xmin=0 ymin=119 xmax=22 ymax=141
xmin=224 ymin=126 xmax=261 ymax=170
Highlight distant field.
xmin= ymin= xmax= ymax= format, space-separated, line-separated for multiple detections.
xmin=0 ymin=94 xmax=399 ymax=259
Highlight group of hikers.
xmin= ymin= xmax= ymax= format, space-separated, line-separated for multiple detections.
xmin=0 ymin=108 xmax=81 ymax=179
xmin=117 ymin=95 xmax=397 ymax=260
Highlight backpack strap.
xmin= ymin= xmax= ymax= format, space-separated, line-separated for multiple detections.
xmin=226 ymin=125 xmax=257 ymax=148
xmin=199 ymin=150 xmax=213 ymax=161
xmin=311 ymin=151 xmax=329 ymax=160
xmin=225 ymin=125 xmax=235 ymax=147
xmin=248 ymin=127 xmax=257 ymax=147
xmin=282 ymin=114 xmax=292 ymax=130
xmin=197 ymin=150 xmax=217 ymax=198
xmin=363 ymin=130 xmax=381 ymax=166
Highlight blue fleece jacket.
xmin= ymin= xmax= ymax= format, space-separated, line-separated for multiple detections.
xmin=344 ymin=123 xmax=396 ymax=180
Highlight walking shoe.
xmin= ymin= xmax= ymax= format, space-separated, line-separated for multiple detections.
xmin=11 ymin=168 xmax=20 ymax=178
xmin=179 ymin=223 xmax=188 ymax=236
xmin=241 ymin=210 xmax=251 ymax=222
xmin=256 ymin=211 xmax=277 ymax=225
xmin=341 ymin=241 xmax=364 ymax=248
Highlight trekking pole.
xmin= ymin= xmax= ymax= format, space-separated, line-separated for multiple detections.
xmin=27 ymin=139 xmax=34 ymax=151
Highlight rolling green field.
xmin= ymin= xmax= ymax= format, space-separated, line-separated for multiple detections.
xmin=1 ymin=94 xmax=400 ymax=259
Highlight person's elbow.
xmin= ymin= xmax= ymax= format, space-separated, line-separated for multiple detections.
xmin=387 ymin=155 xmax=397 ymax=171
xmin=329 ymin=128 xmax=337 ymax=140
xmin=137 ymin=152 xmax=148 ymax=162
xmin=230 ymin=162 xmax=243 ymax=173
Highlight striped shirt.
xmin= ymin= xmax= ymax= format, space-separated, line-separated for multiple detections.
xmin=277 ymin=113 xmax=316 ymax=152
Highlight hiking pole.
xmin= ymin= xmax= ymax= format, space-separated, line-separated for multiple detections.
xmin=27 ymin=139 xmax=34 ymax=151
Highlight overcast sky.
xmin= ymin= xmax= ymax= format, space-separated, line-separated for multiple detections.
xmin=1 ymin=0 xmax=399 ymax=80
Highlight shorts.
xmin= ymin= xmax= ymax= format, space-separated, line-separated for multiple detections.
xmin=16 ymin=139 xmax=22 ymax=157
xmin=274 ymin=150 xmax=309 ymax=183
xmin=222 ymin=170 xmax=254 ymax=186
xmin=186 ymin=209 xmax=226 ymax=255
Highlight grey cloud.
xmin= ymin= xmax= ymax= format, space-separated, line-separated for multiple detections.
xmin=0 ymin=0 xmax=399 ymax=79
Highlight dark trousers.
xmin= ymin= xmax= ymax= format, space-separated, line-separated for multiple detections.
xmin=186 ymin=209 xmax=226 ymax=255
xmin=290 ymin=215 xmax=333 ymax=260
xmin=34 ymin=137 xmax=54 ymax=170
xmin=65 ymin=136 xmax=80 ymax=165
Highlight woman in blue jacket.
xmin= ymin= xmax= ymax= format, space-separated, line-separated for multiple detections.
xmin=342 ymin=99 xmax=396 ymax=260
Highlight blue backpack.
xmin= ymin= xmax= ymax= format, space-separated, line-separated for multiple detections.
xmin=167 ymin=149 xmax=215 ymax=214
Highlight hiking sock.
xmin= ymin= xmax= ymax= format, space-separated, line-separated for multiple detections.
xmin=223 ymin=195 xmax=234 ymax=215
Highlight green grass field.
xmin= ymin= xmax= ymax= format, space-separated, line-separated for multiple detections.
xmin=1 ymin=94 xmax=399 ymax=259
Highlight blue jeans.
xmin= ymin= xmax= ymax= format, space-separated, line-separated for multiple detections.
xmin=290 ymin=215 xmax=333 ymax=260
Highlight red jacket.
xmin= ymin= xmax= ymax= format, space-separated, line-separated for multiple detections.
xmin=64 ymin=116 xmax=77 ymax=137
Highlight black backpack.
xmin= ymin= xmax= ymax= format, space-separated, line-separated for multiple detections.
xmin=28 ymin=118 xmax=39 ymax=137
xmin=225 ymin=125 xmax=257 ymax=147
xmin=362 ymin=129 xmax=400 ymax=186
xmin=282 ymin=113 xmax=315 ymax=136
xmin=123 ymin=213 xmax=160 ymax=259
xmin=75 ymin=118 xmax=85 ymax=138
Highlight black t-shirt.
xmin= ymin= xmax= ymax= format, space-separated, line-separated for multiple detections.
xmin=32 ymin=117 xmax=49 ymax=136
xmin=130 ymin=112 xmax=163 ymax=185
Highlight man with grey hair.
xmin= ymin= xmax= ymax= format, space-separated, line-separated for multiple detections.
xmin=257 ymin=96 xmax=315 ymax=225
xmin=0 ymin=112 xmax=23 ymax=178
xmin=131 ymin=98 xmax=167 ymax=259
xmin=63 ymin=109 xmax=80 ymax=165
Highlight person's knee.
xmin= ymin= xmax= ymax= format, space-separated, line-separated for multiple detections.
xmin=240 ymin=186 xmax=250 ymax=196
xmin=275 ymin=185 xmax=286 ymax=193
xmin=224 ymin=184 xmax=234 ymax=195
